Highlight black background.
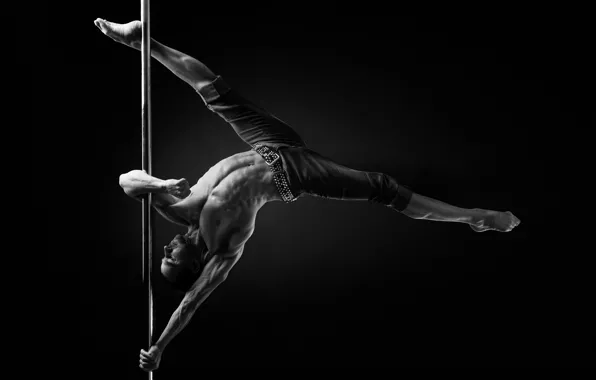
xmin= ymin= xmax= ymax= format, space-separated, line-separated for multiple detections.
xmin=37 ymin=1 xmax=593 ymax=376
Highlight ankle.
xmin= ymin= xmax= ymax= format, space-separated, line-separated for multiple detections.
xmin=467 ymin=208 xmax=487 ymax=225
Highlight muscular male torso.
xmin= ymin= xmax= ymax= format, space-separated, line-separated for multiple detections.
xmin=169 ymin=150 xmax=282 ymax=254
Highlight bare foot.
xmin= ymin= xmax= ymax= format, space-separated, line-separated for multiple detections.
xmin=94 ymin=19 xmax=142 ymax=50
xmin=470 ymin=210 xmax=521 ymax=233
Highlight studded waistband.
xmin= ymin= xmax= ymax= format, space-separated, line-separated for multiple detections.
xmin=253 ymin=144 xmax=296 ymax=203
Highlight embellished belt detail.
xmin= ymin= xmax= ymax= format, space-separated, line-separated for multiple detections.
xmin=253 ymin=144 xmax=296 ymax=203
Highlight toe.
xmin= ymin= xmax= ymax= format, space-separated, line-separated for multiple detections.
xmin=98 ymin=19 xmax=114 ymax=33
xmin=95 ymin=20 xmax=107 ymax=33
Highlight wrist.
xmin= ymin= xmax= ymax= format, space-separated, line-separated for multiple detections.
xmin=157 ymin=179 xmax=167 ymax=193
xmin=155 ymin=340 xmax=167 ymax=351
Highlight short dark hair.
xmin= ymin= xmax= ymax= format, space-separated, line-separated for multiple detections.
xmin=161 ymin=266 xmax=201 ymax=293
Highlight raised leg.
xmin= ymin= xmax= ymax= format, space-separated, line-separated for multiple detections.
xmin=94 ymin=18 xmax=307 ymax=149
xmin=94 ymin=19 xmax=217 ymax=90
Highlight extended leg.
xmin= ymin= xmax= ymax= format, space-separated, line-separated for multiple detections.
xmin=95 ymin=19 xmax=307 ymax=149
xmin=402 ymin=193 xmax=520 ymax=232
xmin=94 ymin=19 xmax=217 ymax=90
xmin=284 ymin=148 xmax=520 ymax=233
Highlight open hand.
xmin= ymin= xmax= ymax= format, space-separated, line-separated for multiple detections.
xmin=139 ymin=346 xmax=162 ymax=372
xmin=163 ymin=178 xmax=191 ymax=198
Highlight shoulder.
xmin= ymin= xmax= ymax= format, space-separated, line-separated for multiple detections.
xmin=209 ymin=206 xmax=257 ymax=251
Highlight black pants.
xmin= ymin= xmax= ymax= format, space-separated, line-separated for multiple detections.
xmin=197 ymin=76 xmax=413 ymax=211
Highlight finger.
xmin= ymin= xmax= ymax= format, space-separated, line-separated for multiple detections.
xmin=140 ymin=352 xmax=152 ymax=359
xmin=140 ymin=362 xmax=156 ymax=370
xmin=140 ymin=351 xmax=153 ymax=359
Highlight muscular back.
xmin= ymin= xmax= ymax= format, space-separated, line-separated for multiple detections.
xmin=170 ymin=150 xmax=281 ymax=253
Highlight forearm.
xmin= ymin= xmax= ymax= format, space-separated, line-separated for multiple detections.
xmin=150 ymin=39 xmax=217 ymax=89
xmin=154 ymin=285 xmax=219 ymax=350
xmin=119 ymin=169 xmax=165 ymax=198
xmin=154 ymin=256 xmax=236 ymax=350
xmin=154 ymin=303 xmax=197 ymax=350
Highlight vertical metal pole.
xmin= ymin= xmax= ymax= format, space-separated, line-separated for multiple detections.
xmin=141 ymin=0 xmax=154 ymax=379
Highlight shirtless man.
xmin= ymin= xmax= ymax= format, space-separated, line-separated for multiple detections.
xmin=94 ymin=19 xmax=521 ymax=372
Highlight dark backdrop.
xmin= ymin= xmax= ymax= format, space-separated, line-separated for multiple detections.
xmin=37 ymin=1 xmax=593 ymax=376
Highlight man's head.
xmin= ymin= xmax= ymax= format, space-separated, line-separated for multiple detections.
xmin=160 ymin=233 xmax=203 ymax=292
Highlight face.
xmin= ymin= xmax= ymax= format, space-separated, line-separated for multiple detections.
xmin=160 ymin=234 xmax=199 ymax=280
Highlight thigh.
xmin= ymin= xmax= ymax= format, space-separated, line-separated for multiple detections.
xmin=283 ymin=148 xmax=396 ymax=202
xmin=198 ymin=76 xmax=307 ymax=148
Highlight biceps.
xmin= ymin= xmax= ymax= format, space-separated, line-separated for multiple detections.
xmin=229 ymin=226 xmax=254 ymax=250
xmin=210 ymin=253 xmax=242 ymax=282
xmin=150 ymin=193 xmax=190 ymax=226
xmin=154 ymin=204 xmax=190 ymax=227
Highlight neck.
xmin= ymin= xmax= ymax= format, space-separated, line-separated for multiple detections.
xmin=185 ymin=227 xmax=210 ymax=263
xmin=185 ymin=227 xmax=201 ymax=245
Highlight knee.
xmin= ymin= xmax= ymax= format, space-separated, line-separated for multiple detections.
xmin=367 ymin=172 xmax=398 ymax=205
xmin=392 ymin=184 xmax=414 ymax=212
xmin=367 ymin=172 xmax=413 ymax=212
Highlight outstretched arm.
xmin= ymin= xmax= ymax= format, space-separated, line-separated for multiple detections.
xmin=139 ymin=253 xmax=241 ymax=372
xmin=155 ymin=253 xmax=240 ymax=349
